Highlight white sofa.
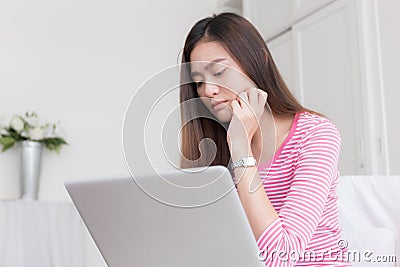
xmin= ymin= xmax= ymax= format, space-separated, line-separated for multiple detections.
xmin=337 ymin=175 xmax=400 ymax=266
xmin=2 ymin=175 xmax=398 ymax=267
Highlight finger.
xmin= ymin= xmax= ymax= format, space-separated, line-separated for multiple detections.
xmin=258 ymin=89 xmax=268 ymax=105
xmin=237 ymin=91 xmax=249 ymax=107
xmin=231 ymin=99 xmax=241 ymax=113
xmin=248 ymin=88 xmax=258 ymax=106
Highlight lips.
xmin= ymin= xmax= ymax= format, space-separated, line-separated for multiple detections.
xmin=211 ymin=100 xmax=229 ymax=109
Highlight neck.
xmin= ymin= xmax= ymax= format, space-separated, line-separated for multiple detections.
xmin=250 ymin=110 xmax=295 ymax=165
xmin=251 ymin=109 xmax=274 ymax=163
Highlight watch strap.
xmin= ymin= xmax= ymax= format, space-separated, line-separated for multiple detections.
xmin=229 ymin=156 xmax=257 ymax=170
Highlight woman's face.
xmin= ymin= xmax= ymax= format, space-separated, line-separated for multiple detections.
xmin=189 ymin=41 xmax=256 ymax=122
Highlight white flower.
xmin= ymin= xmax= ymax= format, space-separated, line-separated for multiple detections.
xmin=27 ymin=116 xmax=40 ymax=128
xmin=10 ymin=116 xmax=24 ymax=132
xmin=44 ymin=126 xmax=53 ymax=138
xmin=44 ymin=123 xmax=64 ymax=139
xmin=29 ymin=127 xmax=45 ymax=141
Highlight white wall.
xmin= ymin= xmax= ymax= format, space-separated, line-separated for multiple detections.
xmin=0 ymin=0 xmax=219 ymax=201
xmin=376 ymin=0 xmax=400 ymax=174
xmin=2 ymin=0 xmax=398 ymax=202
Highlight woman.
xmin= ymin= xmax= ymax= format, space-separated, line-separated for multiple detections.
xmin=179 ymin=12 xmax=351 ymax=266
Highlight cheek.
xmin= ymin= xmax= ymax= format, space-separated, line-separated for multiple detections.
xmin=220 ymin=87 xmax=239 ymax=101
xmin=226 ymin=89 xmax=239 ymax=100
xmin=219 ymin=70 xmax=256 ymax=96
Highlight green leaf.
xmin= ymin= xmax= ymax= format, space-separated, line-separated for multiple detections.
xmin=42 ymin=137 xmax=68 ymax=153
xmin=0 ymin=136 xmax=15 ymax=145
xmin=0 ymin=137 xmax=16 ymax=152
xmin=6 ymin=128 xmax=24 ymax=141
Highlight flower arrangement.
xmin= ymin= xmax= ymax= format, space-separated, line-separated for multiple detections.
xmin=0 ymin=112 xmax=67 ymax=152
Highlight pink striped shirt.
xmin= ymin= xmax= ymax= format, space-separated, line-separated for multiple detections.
xmin=256 ymin=111 xmax=351 ymax=266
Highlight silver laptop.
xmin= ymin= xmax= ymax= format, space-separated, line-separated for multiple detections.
xmin=64 ymin=165 xmax=265 ymax=267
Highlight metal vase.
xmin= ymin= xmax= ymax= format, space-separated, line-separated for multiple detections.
xmin=20 ymin=140 xmax=44 ymax=200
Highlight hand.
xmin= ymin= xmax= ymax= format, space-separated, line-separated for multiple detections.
xmin=226 ymin=88 xmax=268 ymax=157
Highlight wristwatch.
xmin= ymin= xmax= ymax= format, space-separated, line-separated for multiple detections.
xmin=229 ymin=156 xmax=257 ymax=170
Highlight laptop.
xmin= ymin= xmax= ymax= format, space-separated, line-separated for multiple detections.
xmin=64 ymin=165 xmax=265 ymax=267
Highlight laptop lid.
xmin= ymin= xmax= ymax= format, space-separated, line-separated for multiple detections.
xmin=65 ymin=165 xmax=265 ymax=267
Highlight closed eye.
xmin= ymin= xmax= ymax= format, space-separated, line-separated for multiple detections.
xmin=214 ymin=69 xmax=226 ymax=77
xmin=194 ymin=81 xmax=204 ymax=89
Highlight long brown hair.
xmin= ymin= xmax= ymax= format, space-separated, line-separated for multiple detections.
xmin=179 ymin=12 xmax=317 ymax=168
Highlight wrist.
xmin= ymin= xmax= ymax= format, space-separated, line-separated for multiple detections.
xmin=230 ymin=144 xmax=253 ymax=162
xmin=230 ymin=156 xmax=257 ymax=171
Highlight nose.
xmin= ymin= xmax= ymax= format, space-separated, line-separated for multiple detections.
xmin=204 ymin=82 xmax=220 ymax=97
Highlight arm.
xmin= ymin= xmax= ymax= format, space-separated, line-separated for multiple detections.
xmin=227 ymin=88 xmax=280 ymax=241
xmin=230 ymin=145 xmax=279 ymax=241
xmin=238 ymin=122 xmax=341 ymax=266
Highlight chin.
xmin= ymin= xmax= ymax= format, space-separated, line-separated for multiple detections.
xmin=212 ymin=110 xmax=232 ymax=123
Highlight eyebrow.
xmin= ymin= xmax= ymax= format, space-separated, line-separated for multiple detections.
xmin=190 ymin=58 xmax=227 ymax=78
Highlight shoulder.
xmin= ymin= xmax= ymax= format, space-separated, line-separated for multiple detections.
xmin=297 ymin=111 xmax=341 ymax=136
xmin=296 ymin=111 xmax=341 ymax=147
xmin=292 ymin=112 xmax=341 ymax=176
